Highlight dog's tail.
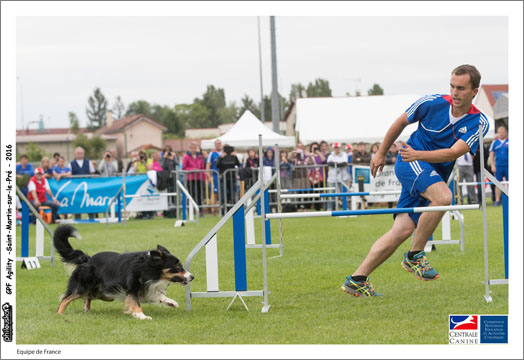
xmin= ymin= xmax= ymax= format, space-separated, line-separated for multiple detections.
xmin=53 ymin=224 xmax=90 ymax=267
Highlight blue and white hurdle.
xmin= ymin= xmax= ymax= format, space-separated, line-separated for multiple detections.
xmin=185 ymin=135 xmax=274 ymax=313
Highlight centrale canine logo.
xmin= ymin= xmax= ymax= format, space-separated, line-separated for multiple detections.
xmin=449 ymin=315 xmax=478 ymax=330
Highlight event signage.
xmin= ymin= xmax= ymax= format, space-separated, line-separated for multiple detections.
xmin=48 ymin=175 xmax=167 ymax=214
xmin=352 ymin=165 xmax=401 ymax=202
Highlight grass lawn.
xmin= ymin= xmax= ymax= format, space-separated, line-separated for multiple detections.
xmin=15 ymin=204 xmax=508 ymax=344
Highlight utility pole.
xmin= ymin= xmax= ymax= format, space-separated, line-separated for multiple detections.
xmin=270 ymin=16 xmax=279 ymax=133
xmin=258 ymin=16 xmax=265 ymax=123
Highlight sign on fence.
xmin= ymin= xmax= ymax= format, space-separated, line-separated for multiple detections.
xmin=352 ymin=165 xmax=401 ymax=202
xmin=48 ymin=175 xmax=167 ymax=214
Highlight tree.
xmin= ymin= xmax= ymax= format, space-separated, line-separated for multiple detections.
xmin=86 ymin=87 xmax=108 ymax=130
xmin=306 ymin=78 xmax=332 ymax=97
xmin=289 ymin=82 xmax=307 ymax=102
xmin=151 ymin=105 xmax=184 ymax=136
xmin=368 ymin=83 xmax=384 ymax=96
xmin=238 ymin=94 xmax=260 ymax=119
xmin=126 ymin=100 xmax=152 ymax=117
xmin=73 ymin=133 xmax=107 ymax=160
xmin=24 ymin=142 xmax=48 ymax=162
xmin=69 ymin=112 xmax=80 ymax=134
xmin=218 ymin=101 xmax=238 ymax=124
xmin=112 ymin=96 xmax=125 ymax=119
xmin=198 ymin=85 xmax=227 ymax=127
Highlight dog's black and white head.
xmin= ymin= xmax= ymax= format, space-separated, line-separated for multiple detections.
xmin=149 ymin=245 xmax=194 ymax=285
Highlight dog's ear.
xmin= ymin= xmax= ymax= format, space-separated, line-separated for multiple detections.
xmin=149 ymin=250 xmax=163 ymax=260
xmin=157 ymin=245 xmax=171 ymax=255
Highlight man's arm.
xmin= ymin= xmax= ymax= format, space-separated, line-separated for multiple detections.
xmin=399 ymin=139 xmax=470 ymax=163
xmin=370 ymin=113 xmax=411 ymax=177
xmin=489 ymin=151 xmax=496 ymax=173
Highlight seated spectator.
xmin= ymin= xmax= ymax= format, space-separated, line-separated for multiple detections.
xmin=16 ymin=154 xmax=34 ymax=178
xmin=98 ymin=150 xmax=118 ymax=177
xmin=133 ymin=150 xmax=153 ymax=173
xmin=110 ymin=148 xmax=123 ymax=173
xmin=152 ymin=152 xmax=163 ymax=171
xmin=52 ymin=156 xmax=72 ymax=181
xmin=353 ymin=142 xmax=371 ymax=164
xmin=27 ymin=167 xmax=60 ymax=223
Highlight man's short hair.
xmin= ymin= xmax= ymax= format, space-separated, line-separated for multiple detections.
xmin=20 ymin=154 xmax=28 ymax=160
xmin=452 ymin=64 xmax=481 ymax=89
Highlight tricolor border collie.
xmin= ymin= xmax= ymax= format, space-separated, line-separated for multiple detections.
xmin=53 ymin=224 xmax=193 ymax=320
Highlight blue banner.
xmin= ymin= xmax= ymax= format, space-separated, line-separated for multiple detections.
xmin=49 ymin=175 xmax=148 ymax=214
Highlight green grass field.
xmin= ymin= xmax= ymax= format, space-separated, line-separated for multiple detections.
xmin=15 ymin=205 xmax=508 ymax=344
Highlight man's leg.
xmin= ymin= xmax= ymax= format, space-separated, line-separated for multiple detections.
xmin=352 ymin=213 xmax=415 ymax=277
xmin=411 ymin=181 xmax=452 ymax=251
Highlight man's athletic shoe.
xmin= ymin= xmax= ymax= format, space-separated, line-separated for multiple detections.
xmin=401 ymin=251 xmax=439 ymax=281
xmin=341 ymin=276 xmax=382 ymax=297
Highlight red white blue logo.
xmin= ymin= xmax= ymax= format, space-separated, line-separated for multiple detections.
xmin=449 ymin=315 xmax=478 ymax=330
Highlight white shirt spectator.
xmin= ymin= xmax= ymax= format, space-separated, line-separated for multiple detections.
xmin=327 ymin=151 xmax=349 ymax=183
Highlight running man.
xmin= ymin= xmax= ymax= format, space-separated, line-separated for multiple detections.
xmin=342 ymin=65 xmax=489 ymax=296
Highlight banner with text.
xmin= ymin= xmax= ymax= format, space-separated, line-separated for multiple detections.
xmin=352 ymin=165 xmax=401 ymax=202
xmin=48 ymin=175 xmax=167 ymax=214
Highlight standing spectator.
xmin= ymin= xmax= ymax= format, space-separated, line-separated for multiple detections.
xmin=51 ymin=152 xmax=61 ymax=168
xmin=370 ymin=143 xmax=381 ymax=159
xmin=456 ymin=152 xmax=476 ymax=204
xmin=133 ymin=150 xmax=153 ymax=173
xmin=242 ymin=149 xmax=259 ymax=190
xmin=16 ymin=154 xmax=34 ymax=178
xmin=489 ymin=125 xmax=509 ymax=206
xmin=69 ymin=147 xmax=96 ymax=219
xmin=52 ymin=156 xmax=72 ymax=181
xmin=291 ymin=142 xmax=308 ymax=190
xmin=110 ymin=148 xmax=124 ymax=173
xmin=98 ymin=150 xmax=118 ymax=177
xmin=70 ymin=147 xmax=95 ymax=176
xmin=263 ymin=146 xmax=275 ymax=167
xmin=353 ymin=142 xmax=371 ymax=164
xmin=306 ymin=142 xmax=326 ymax=210
xmin=27 ymin=167 xmax=60 ymax=223
xmin=216 ymin=144 xmax=240 ymax=210
xmin=346 ymin=144 xmax=354 ymax=185
xmin=126 ymin=151 xmax=139 ymax=174
xmin=40 ymin=156 xmax=54 ymax=179
xmin=182 ymin=142 xmax=205 ymax=206
xmin=385 ymin=143 xmax=398 ymax=165
xmin=326 ymin=142 xmax=348 ymax=210
xmin=206 ymin=139 xmax=223 ymax=213
xmin=160 ymin=146 xmax=179 ymax=170
xmin=151 ymin=152 xmax=163 ymax=171
xmin=320 ymin=140 xmax=330 ymax=158
xmin=279 ymin=150 xmax=293 ymax=190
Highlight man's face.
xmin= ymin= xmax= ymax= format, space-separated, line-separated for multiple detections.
xmin=497 ymin=126 xmax=507 ymax=139
xmin=358 ymin=144 xmax=366 ymax=153
xmin=110 ymin=149 xmax=117 ymax=157
xmin=75 ymin=149 xmax=84 ymax=160
xmin=215 ymin=141 xmax=222 ymax=151
xmin=21 ymin=157 xmax=28 ymax=165
xmin=35 ymin=172 xmax=43 ymax=180
xmin=450 ymin=73 xmax=478 ymax=110
xmin=58 ymin=158 xmax=65 ymax=167
xmin=334 ymin=146 xmax=341 ymax=154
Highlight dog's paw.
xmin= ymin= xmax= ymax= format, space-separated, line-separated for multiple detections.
xmin=133 ymin=312 xmax=152 ymax=320
xmin=165 ymin=299 xmax=179 ymax=308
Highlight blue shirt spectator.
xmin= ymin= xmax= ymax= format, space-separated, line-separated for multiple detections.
xmin=16 ymin=154 xmax=34 ymax=177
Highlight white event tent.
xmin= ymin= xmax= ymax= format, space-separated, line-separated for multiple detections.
xmin=295 ymin=94 xmax=495 ymax=145
xmin=201 ymin=110 xmax=296 ymax=149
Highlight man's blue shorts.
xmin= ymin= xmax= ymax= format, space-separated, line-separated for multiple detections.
xmin=495 ymin=165 xmax=508 ymax=182
xmin=212 ymin=173 xmax=219 ymax=193
xmin=394 ymin=157 xmax=445 ymax=226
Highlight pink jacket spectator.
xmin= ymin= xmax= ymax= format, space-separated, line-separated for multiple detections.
xmin=182 ymin=152 xmax=205 ymax=180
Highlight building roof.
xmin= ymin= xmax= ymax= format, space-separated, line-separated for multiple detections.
xmin=96 ymin=114 xmax=167 ymax=134
xmin=481 ymin=84 xmax=508 ymax=107
xmin=16 ymin=128 xmax=89 ymax=136
xmin=16 ymin=133 xmax=117 ymax=144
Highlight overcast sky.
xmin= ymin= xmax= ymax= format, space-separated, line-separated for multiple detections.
xmin=15 ymin=14 xmax=509 ymax=130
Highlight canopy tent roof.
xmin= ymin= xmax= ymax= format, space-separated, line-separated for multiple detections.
xmin=493 ymin=93 xmax=508 ymax=120
xmin=201 ymin=110 xmax=296 ymax=149
xmin=295 ymin=94 xmax=495 ymax=145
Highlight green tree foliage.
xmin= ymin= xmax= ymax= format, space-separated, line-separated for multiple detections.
xmin=86 ymin=87 xmax=108 ymax=130
xmin=69 ymin=112 xmax=80 ymax=134
xmin=368 ymin=83 xmax=384 ymax=96
xmin=218 ymin=101 xmax=238 ymax=124
xmin=151 ymin=105 xmax=185 ymax=137
xmin=200 ymin=85 xmax=227 ymax=127
xmin=24 ymin=142 xmax=49 ymax=162
xmin=238 ymin=94 xmax=261 ymax=119
xmin=73 ymin=134 xmax=107 ymax=160
xmin=126 ymin=100 xmax=152 ymax=117
xmin=306 ymin=78 xmax=332 ymax=97
xmin=289 ymin=83 xmax=307 ymax=102
xmin=112 ymin=96 xmax=125 ymax=119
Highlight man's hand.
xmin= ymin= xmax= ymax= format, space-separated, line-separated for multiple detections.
xmin=370 ymin=152 xmax=386 ymax=178
xmin=34 ymin=200 xmax=41 ymax=208
xmin=399 ymin=141 xmax=420 ymax=162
